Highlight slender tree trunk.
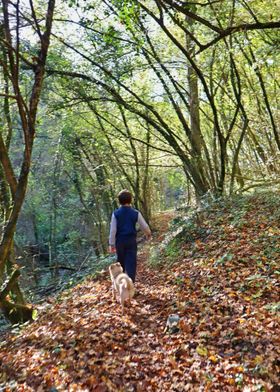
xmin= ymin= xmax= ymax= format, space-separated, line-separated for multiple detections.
xmin=229 ymin=118 xmax=249 ymax=194
xmin=0 ymin=0 xmax=56 ymax=323
xmin=247 ymin=127 xmax=277 ymax=172
xmin=142 ymin=128 xmax=152 ymax=222
xmin=49 ymin=132 xmax=62 ymax=269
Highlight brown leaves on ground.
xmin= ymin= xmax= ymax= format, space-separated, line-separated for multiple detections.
xmin=0 ymin=197 xmax=279 ymax=391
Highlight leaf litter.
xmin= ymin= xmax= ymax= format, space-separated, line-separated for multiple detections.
xmin=0 ymin=196 xmax=279 ymax=391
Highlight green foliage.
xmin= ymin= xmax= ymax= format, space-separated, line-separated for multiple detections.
xmin=31 ymin=309 xmax=38 ymax=320
xmin=112 ymin=0 xmax=141 ymax=29
xmin=68 ymin=0 xmax=79 ymax=7
xmin=214 ymin=253 xmax=234 ymax=267
xmin=148 ymin=214 xmax=199 ymax=268
xmin=264 ymin=302 xmax=280 ymax=313
xmin=147 ymin=245 xmax=162 ymax=268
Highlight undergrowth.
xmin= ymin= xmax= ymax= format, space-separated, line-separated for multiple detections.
xmin=148 ymin=190 xmax=280 ymax=269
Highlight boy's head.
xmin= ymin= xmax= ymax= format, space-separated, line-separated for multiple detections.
xmin=118 ymin=189 xmax=132 ymax=205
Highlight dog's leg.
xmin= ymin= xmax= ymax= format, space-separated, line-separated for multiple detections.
xmin=119 ymin=285 xmax=125 ymax=314
xmin=112 ymin=283 xmax=116 ymax=300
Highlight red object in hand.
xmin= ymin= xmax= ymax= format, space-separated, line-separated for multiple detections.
xmin=108 ymin=246 xmax=116 ymax=254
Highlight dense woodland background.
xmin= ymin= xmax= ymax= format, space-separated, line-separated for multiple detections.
xmin=0 ymin=0 xmax=279 ymax=324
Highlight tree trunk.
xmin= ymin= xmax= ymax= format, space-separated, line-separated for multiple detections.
xmin=140 ymin=126 xmax=152 ymax=223
xmin=0 ymin=0 xmax=56 ymax=323
xmin=0 ymin=269 xmax=34 ymax=324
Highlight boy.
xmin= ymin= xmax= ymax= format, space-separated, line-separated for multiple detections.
xmin=108 ymin=190 xmax=151 ymax=282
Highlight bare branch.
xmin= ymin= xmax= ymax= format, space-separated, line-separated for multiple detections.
xmin=197 ymin=21 xmax=280 ymax=54
xmin=29 ymin=0 xmax=43 ymax=39
xmin=0 ymin=92 xmax=17 ymax=99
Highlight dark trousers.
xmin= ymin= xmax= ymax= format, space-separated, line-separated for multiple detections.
xmin=116 ymin=238 xmax=137 ymax=282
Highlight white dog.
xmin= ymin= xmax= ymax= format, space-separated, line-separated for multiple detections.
xmin=109 ymin=262 xmax=135 ymax=313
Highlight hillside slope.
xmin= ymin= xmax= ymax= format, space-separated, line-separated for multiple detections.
xmin=0 ymin=194 xmax=279 ymax=391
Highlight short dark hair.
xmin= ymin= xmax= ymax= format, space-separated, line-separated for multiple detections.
xmin=118 ymin=189 xmax=132 ymax=205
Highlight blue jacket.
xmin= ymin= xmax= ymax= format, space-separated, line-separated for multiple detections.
xmin=109 ymin=206 xmax=150 ymax=246
xmin=114 ymin=206 xmax=138 ymax=243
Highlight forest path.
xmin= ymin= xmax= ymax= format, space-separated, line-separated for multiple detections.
xmin=0 ymin=211 xmax=185 ymax=392
xmin=0 ymin=205 xmax=279 ymax=391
